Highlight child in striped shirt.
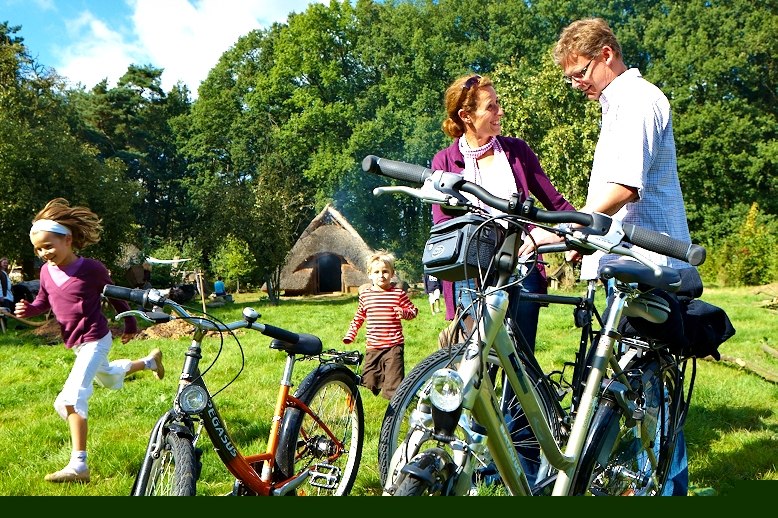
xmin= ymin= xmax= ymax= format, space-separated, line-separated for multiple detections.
xmin=343 ymin=250 xmax=418 ymax=400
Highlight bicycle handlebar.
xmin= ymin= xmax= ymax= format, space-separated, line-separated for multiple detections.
xmin=362 ymin=154 xmax=706 ymax=266
xmin=102 ymin=285 xmax=311 ymax=345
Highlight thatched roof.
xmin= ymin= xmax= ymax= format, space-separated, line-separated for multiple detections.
xmin=280 ymin=204 xmax=373 ymax=295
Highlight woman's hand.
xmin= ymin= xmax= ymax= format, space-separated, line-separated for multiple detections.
xmin=517 ymin=227 xmax=564 ymax=257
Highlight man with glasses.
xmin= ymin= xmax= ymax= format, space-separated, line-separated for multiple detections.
xmin=553 ymin=18 xmax=696 ymax=496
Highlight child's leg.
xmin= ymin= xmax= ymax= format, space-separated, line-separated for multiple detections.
xmin=94 ymin=347 xmax=165 ymax=388
xmin=67 ymin=408 xmax=87 ymax=451
xmin=380 ymin=346 xmax=405 ymax=400
xmin=360 ymin=349 xmax=381 ymax=396
xmin=46 ymin=338 xmax=109 ymax=483
xmin=126 ymin=348 xmax=165 ymax=379
xmin=44 ymin=407 xmax=90 ymax=482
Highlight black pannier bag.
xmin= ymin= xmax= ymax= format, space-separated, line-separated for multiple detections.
xmin=422 ymin=213 xmax=501 ymax=282
xmin=619 ymin=291 xmax=736 ymax=360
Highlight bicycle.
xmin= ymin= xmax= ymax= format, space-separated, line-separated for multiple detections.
xmin=362 ymin=154 xmax=706 ymax=496
xmin=102 ymin=285 xmax=365 ymax=496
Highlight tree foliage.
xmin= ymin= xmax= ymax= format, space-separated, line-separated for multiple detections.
xmin=0 ymin=22 xmax=135 ymax=272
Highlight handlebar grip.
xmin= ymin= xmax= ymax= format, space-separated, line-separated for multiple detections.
xmin=261 ymin=323 xmax=301 ymax=344
xmin=362 ymin=155 xmax=433 ymax=185
xmin=622 ymin=223 xmax=706 ymax=266
xmin=536 ymin=243 xmax=571 ymax=255
xmin=103 ymin=285 xmax=148 ymax=306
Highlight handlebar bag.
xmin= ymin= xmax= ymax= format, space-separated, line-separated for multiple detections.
xmin=422 ymin=214 xmax=501 ymax=282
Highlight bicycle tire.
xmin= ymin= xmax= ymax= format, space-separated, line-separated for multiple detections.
xmin=379 ymin=346 xmax=564 ymax=491
xmin=393 ymin=448 xmax=455 ymax=496
xmin=275 ymin=363 xmax=364 ymax=496
xmin=134 ymin=432 xmax=198 ymax=496
xmin=571 ymin=353 xmax=679 ymax=496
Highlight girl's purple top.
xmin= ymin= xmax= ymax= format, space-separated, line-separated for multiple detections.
xmin=430 ymin=136 xmax=576 ymax=319
xmin=25 ymin=257 xmax=137 ymax=348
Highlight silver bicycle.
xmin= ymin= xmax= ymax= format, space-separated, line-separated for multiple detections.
xmin=363 ymin=155 xmax=705 ymax=496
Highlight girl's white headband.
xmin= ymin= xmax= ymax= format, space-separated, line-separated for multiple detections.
xmin=30 ymin=219 xmax=72 ymax=240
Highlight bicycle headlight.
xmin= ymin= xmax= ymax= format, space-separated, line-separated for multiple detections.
xmin=429 ymin=368 xmax=464 ymax=412
xmin=178 ymin=384 xmax=209 ymax=414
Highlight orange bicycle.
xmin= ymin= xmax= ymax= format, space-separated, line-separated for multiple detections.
xmin=103 ymin=285 xmax=364 ymax=496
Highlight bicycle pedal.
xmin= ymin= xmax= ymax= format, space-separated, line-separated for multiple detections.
xmin=308 ymin=463 xmax=341 ymax=490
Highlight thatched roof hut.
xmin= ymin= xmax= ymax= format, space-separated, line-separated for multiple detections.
xmin=279 ymin=204 xmax=373 ymax=295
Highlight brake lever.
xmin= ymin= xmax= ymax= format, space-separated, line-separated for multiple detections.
xmin=372 ymin=185 xmax=449 ymax=203
xmin=115 ymin=310 xmax=172 ymax=323
xmin=566 ymin=228 xmax=664 ymax=277
xmin=608 ymin=245 xmax=664 ymax=277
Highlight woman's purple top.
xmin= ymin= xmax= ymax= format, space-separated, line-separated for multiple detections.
xmin=430 ymin=136 xmax=575 ymax=319
xmin=25 ymin=257 xmax=137 ymax=348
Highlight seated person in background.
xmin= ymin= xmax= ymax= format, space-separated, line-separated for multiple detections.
xmin=1 ymin=257 xmax=14 ymax=312
xmin=213 ymin=276 xmax=227 ymax=297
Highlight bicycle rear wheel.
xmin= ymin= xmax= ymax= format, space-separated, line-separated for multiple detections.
xmin=379 ymin=345 xmax=564 ymax=491
xmin=276 ymin=363 xmax=364 ymax=496
xmin=571 ymin=353 xmax=680 ymax=496
xmin=132 ymin=432 xmax=198 ymax=496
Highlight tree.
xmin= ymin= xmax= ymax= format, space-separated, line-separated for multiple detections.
xmin=0 ymin=22 xmax=135 ymax=272
xmin=641 ymin=0 xmax=777 ymax=242
xmin=495 ymin=57 xmax=600 ymax=210
xmin=210 ymin=235 xmax=257 ymax=293
xmin=68 ymin=66 xmax=193 ymax=243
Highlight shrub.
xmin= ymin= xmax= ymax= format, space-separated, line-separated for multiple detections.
xmin=701 ymin=203 xmax=778 ymax=286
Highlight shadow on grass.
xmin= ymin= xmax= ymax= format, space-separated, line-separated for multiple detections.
xmin=686 ymin=403 xmax=777 ymax=495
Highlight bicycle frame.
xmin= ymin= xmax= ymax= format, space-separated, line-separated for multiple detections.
xmin=365 ymin=154 xmax=703 ymax=496
xmin=103 ymin=288 xmax=365 ymax=497
xmin=387 ymin=228 xmax=689 ymax=497
xmin=387 ymin=269 xmax=675 ymax=496
xmin=133 ymin=328 xmax=355 ymax=496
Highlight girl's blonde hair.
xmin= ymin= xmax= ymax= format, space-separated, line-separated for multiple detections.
xmin=366 ymin=249 xmax=396 ymax=274
xmin=33 ymin=198 xmax=103 ymax=250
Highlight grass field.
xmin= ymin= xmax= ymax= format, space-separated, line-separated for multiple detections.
xmin=0 ymin=283 xmax=776 ymax=496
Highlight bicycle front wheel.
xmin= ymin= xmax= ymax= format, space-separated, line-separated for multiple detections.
xmin=276 ymin=363 xmax=364 ymax=496
xmin=571 ymin=354 xmax=680 ymax=496
xmin=379 ymin=346 xmax=564 ymax=491
xmin=133 ymin=432 xmax=198 ymax=496
xmin=393 ymin=448 xmax=455 ymax=496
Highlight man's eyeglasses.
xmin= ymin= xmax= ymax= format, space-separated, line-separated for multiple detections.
xmin=563 ymin=58 xmax=594 ymax=84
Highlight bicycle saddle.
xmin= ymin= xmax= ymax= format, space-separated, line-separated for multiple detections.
xmin=600 ymin=261 xmax=682 ymax=292
xmin=269 ymin=334 xmax=324 ymax=356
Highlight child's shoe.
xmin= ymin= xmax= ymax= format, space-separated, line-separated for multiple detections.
xmin=150 ymin=348 xmax=165 ymax=380
xmin=44 ymin=467 xmax=90 ymax=483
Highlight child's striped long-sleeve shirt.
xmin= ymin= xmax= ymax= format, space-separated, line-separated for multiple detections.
xmin=343 ymin=287 xmax=418 ymax=349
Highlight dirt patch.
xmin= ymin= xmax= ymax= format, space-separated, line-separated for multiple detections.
xmin=135 ymin=319 xmax=194 ymax=339
xmin=31 ymin=319 xmax=62 ymax=344
xmin=27 ymin=316 xmax=195 ymax=343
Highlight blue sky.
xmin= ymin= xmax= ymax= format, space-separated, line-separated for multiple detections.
xmin=2 ymin=0 xmax=325 ymax=96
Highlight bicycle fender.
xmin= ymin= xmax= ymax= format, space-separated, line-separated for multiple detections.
xmin=400 ymin=447 xmax=455 ymax=485
xmin=294 ymin=362 xmax=359 ymax=396
xmin=166 ymin=422 xmax=196 ymax=440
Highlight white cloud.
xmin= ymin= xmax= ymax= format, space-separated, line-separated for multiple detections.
xmin=55 ymin=0 xmax=325 ymax=95
xmin=56 ymin=11 xmax=144 ymax=90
